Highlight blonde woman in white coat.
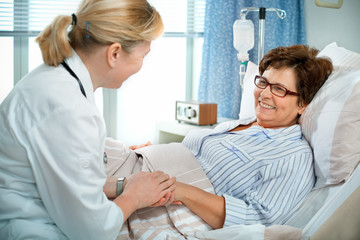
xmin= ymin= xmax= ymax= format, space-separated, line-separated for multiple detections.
xmin=0 ymin=0 xmax=175 ymax=239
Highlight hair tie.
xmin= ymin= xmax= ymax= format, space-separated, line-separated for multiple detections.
xmin=71 ymin=13 xmax=77 ymax=26
xmin=85 ymin=21 xmax=91 ymax=39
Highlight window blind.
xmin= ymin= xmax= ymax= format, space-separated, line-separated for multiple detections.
xmin=0 ymin=0 xmax=80 ymax=36
xmin=148 ymin=0 xmax=205 ymax=37
xmin=187 ymin=0 xmax=205 ymax=35
xmin=0 ymin=0 xmax=205 ymax=37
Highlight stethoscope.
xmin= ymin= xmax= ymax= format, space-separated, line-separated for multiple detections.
xmin=61 ymin=61 xmax=87 ymax=98
xmin=61 ymin=61 xmax=108 ymax=164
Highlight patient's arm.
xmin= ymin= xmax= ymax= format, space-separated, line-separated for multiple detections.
xmin=174 ymin=182 xmax=225 ymax=229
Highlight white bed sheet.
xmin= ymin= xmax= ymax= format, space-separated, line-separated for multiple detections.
xmin=284 ymin=180 xmax=342 ymax=229
xmin=301 ymin=163 xmax=360 ymax=239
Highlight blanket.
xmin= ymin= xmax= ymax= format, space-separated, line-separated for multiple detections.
xmin=105 ymin=140 xmax=214 ymax=239
xmin=104 ymin=138 xmax=302 ymax=240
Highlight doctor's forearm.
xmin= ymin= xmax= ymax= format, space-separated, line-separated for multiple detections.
xmin=104 ymin=177 xmax=139 ymax=222
xmin=103 ymin=177 xmax=117 ymax=199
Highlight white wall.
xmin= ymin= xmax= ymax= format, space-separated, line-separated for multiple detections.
xmin=305 ymin=0 xmax=360 ymax=53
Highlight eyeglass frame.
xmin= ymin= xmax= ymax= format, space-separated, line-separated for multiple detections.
xmin=254 ymin=75 xmax=299 ymax=97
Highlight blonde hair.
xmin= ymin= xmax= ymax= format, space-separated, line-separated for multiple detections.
xmin=36 ymin=0 xmax=163 ymax=66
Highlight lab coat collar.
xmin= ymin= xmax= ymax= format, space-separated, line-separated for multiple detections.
xmin=64 ymin=49 xmax=96 ymax=105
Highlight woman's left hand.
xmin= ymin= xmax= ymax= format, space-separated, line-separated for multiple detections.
xmin=129 ymin=141 xmax=151 ymax=150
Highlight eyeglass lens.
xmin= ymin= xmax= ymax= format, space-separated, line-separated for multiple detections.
xmin=255 ymin=76 xmax=288 ymax=97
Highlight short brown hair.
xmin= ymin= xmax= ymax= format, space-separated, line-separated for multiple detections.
xmin=259 ymin=45 xmax=333 ymax=106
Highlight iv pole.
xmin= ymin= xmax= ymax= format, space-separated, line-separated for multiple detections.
xmin=239 ymin=7 xmax=286 ymax=64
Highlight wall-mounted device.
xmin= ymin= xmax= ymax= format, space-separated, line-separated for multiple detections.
xmin=175 ymin=101 xmax=217 ymax=125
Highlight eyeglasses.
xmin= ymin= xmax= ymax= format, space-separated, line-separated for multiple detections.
xmin=254 ymin=75 xmax=299 ymax=97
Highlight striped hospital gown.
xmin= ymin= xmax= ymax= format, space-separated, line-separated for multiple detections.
xmin=182 ymin=118 xmax=315 ymax=227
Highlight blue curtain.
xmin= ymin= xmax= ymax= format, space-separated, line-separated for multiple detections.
xmin=198 ymin=0 xmax=306 ymax=119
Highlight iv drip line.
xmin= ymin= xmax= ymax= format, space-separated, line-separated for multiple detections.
xmin=234 ymin=7 xmax=286 ymax=94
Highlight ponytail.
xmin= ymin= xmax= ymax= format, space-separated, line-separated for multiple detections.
xmin=36 ymin=15 xmax=73 ymax=66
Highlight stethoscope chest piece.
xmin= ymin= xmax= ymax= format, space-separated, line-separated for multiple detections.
xmin=103 ymin=152 xmax=108 ymax=164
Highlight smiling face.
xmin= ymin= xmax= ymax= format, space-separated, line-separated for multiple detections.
xmin=254 ymin=67 xmax=306 ymax=129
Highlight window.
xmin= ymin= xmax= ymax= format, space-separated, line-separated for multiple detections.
xmin=0 ymin=37 xmax=13 ymax=103
xmin=0 ymin=0 xmax=205 ymax=145
xmin=115 ymin=0 xmax=205 ymax=144
xmin=0 ymin=0 xmax=82 ymax=103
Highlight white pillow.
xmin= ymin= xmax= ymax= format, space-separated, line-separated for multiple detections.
xmin=299 ymin=42 xmax=360 ymax=189
xmin=238 ymin=61 xmax=257 ymax=120
xmin=317 ymin=42 xmax=360 ymax=70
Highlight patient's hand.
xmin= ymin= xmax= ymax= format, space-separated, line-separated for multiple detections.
xmin=129 ymin=141 xmax=151 ymax=150
xmin=152 ymin=191 xmax=175 ymax=207
xmin=152 ymin=190 xmax=182 ymax=207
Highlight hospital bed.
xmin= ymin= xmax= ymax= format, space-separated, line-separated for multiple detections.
xmin=220 ymin=42 xmax=360 ymax=239
xmin=286 ymin=42 xmax=360 ymax=240
xmin=107 ymin=42 xmax=360 ymax=239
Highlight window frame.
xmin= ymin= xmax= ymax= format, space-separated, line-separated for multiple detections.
xmin=0 ymin=0 xmax=205 ymax=138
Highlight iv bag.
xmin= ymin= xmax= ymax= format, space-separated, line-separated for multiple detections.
xmin=233 ymin=18 xmax=254 ymax=62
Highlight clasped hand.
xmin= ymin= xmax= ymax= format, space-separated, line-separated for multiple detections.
xmin=124 ymin=171 xmax=177 ymax=209
xmin=125 ymin=142 xmax=181 ymax=208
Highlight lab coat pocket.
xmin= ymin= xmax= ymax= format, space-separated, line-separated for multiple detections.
xmin=5 ymin=219 xmax=68 ymax=240
xmin=220 ymin=140 xmax=254 ymax=163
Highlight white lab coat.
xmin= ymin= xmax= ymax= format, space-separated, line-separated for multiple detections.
xmin=0 ymin=50 xmax=123 ymax=240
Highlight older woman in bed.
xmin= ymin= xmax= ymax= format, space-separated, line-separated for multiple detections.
xmin=174 ymin=45 xmax=333 ymax=229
